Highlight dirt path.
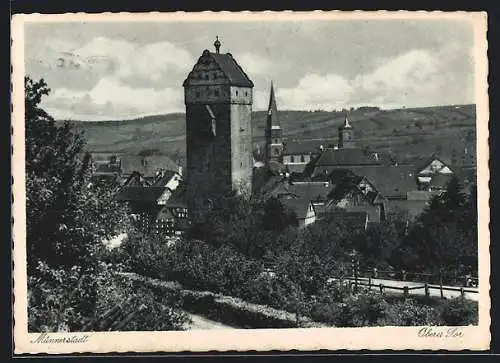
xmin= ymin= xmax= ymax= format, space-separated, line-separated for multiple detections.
xmin=183 ymin=312 xmax=236 ymax=330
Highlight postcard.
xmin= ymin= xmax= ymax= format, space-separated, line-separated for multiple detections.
xmin=11 ymin=11 xmax=490 ymax=353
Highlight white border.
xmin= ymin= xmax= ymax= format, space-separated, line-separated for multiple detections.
xmin=11 ymin=11 xmax=490 ymax=353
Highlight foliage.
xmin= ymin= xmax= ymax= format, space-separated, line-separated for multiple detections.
xmin=437 ymin=297 xmax=478 ymax=326
xmin=25 ymin=77 xmax=182 ymax=332
xmin=383 ymin=298 xmax=439 ymax=326
xmin=403 ymin=176 xmax=477 ymax=273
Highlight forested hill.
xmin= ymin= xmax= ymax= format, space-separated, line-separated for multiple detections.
xmin=63 ymin=104 xmax=477 ymax=166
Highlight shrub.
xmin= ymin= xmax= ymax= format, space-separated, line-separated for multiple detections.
xmin=383 ymin=298 xmax=439 ymax=326
xmin=437 ymin=297 xmax=478 ymax=326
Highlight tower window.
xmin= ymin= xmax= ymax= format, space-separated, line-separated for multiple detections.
xmin=245 ymin=91 xmax=248 ymax=96
xmin=235 ymin=90 xmax=239 ymax=96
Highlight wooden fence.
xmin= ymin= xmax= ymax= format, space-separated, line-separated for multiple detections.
xmin=340 ymin=276 xmax=478 ymax=300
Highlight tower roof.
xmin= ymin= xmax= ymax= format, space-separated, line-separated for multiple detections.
xmin=183 ymin=48 xmax=254 ymax=88
xmin=267 ymin=81 xmax=280 ymax=127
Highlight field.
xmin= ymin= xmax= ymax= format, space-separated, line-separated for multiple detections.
xmin=65 ymin=104 xmax=477 ymax=167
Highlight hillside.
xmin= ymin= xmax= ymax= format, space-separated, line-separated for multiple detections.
xmin=66 ymin=104 xmax=477 ymax=167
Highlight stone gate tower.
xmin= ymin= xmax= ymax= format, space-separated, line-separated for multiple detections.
xmin=183 ymin=37 xmax=254 ymax=222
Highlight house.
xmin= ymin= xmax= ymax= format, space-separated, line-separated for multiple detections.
xmin=326 ymin=175 xmax=385 ymax=223
xmin=120 ymin=155 xmax=180 ymax=184
xmin=413 ymin=154 xmax=455 ymax=189
xmin=281 ymin=198 xmax=317 ymax=228
xmin=90 ymin=154 xmax=122 ymax=183
xmin=115 ymin=182 xmax=189 ymax=236
xmin=281 ymin=139 xmax=332 ymax=176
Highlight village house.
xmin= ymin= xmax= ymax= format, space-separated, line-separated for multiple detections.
xmin=281 ymin=197 xmax=317 ymax=229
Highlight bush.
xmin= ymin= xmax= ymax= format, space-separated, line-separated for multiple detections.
xmin=437 ymin=297 xmax=478 ymax=326
xmin=383 ymin=298 xmax=439 ymax=326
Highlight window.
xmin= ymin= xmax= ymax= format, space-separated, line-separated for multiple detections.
xmin=214 ymin=89 xmax=219 ymax=96
xmin=301 ymin=155 xmax=305 ymax=162
xmin=245 ymin=91 xmax=248 ymax=96
xmin=235 ymin=90 xmax=238 ymax=96
xmin=196 ymin=91 xmax=200 ymax=98
xmin=291 ymin=155 xmax=295 ymax=162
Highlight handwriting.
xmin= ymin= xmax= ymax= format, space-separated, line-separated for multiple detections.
xmin=30 ymin=333 xmax=90 ymax=344
xmin=418 ymin=327 xmax=464 ymax=338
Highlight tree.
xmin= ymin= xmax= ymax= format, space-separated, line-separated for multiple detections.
xmin=25 ymin=77 xmax=139 ymax=331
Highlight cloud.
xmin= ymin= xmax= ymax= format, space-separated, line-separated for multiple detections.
xmin=237 ymin=52 xmax=273 ymax=75
xmin=277 ymin=74 xmax=353 ymax=111
xmin=33 ymin=36 xmax=194 ymax=119
xmin=42 ymin=77 xmax=183 ymax=120
xmin=272 ymin=44 xmax=473 ymax=111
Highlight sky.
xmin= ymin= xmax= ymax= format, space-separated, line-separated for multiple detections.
xmin=24 ymin=18 xmax=475 ymax=121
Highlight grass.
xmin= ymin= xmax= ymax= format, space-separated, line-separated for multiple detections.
xmin=63 ymin=104 xmax=477 ymax=167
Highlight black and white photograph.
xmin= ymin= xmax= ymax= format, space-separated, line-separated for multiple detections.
xmin=12 ymin=11 xmax=490 ymax=352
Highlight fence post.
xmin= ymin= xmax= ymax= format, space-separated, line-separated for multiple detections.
xmin=439 ymin=269 xmax=444 ymax=299
xmin=368 ymin=277 xmax=372 ymax=289
xmin=379 ymin=284 xmax=384 ymax=295
xmin=402 ymin=269 xmax=407 ymax=281
xmin=460 ymin=287 xmax=465 ymax=298
xmin=373 ymin=267 xmax=378 ymax=279
xmin=424 ymin=283 xmax=430 ymax=298
xmin=403 ymin=286 xmax=409 ymax=298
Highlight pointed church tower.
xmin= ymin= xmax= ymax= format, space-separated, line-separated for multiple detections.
xmin=338 ymin=112 xmax=356 ymax=149
xmin=265 ymin=81 xmax=283 ymax=163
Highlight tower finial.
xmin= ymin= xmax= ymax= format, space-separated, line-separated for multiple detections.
xmin=214 ymin=35 xmax=221 ymax=54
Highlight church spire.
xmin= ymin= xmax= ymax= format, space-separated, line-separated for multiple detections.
xmin=267 ymin=81 xmax=279 ymax=127
xmin=265 ymin=81 xmax=283 ymax=164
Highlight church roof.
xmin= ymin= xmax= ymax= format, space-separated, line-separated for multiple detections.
xmin=283 ymin=139 xmax=333 ymax=155
xmin=314 ymin=148 xmax=384 ymax=167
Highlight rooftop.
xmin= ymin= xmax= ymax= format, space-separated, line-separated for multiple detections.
xmin=183 ymin=50 xmax=254 ymax=88
xmin=121 ymin=155 xmax=179 ymax=178
xmin=314 ymin=148 xmax=386 ymax=167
